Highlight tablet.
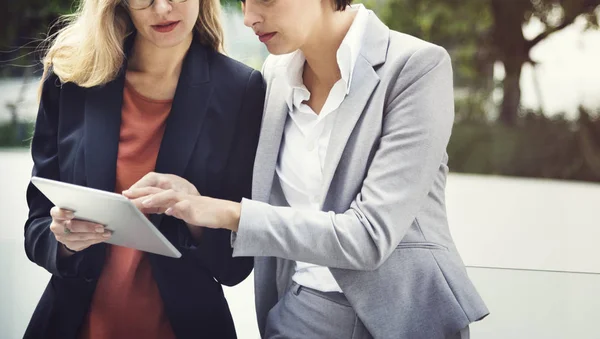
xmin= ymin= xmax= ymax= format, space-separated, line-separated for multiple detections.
xmin=31 ymin=176 xmax=182 ymax=258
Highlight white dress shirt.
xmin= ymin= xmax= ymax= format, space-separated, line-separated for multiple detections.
xmin=274 ymin=4 xmax=369 ymax=293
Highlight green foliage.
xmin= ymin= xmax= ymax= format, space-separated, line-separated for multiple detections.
xmin=0 ymin=121 xmax=35 ymax=148
xmin=221 ymin=0 xmax=241 ymax=8
xmin=448 ymin=109 xmax=600 ymax=182
xmin=380 ymin=0 xmax=493 ymax=88
xmin=381 ymin=0 xmax=600 ymax=124
xmin=0 ymin=0 xmax=75 ymax=47
xmin=0 ymin=0 xmax=76 ymax=77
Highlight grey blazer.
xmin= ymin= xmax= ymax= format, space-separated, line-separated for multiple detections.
xmin=232 ymin=11 xmax=489 ymax=339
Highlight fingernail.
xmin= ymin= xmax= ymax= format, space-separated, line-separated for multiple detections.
xmin=142 ymin=199 xmax=152 ymax=206
xmin=165 ymin=207 xmax=173 ymax=215
xmin=96 ymin=227 xmax=104 ymax=233
xmin=122 ymin=190 xmax=130 ymax=195
xmin=103 ymin=232 xmax=111 ymax=238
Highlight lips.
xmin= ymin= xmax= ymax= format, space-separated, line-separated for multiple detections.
xmin=258 ymin=32 xmax=276 ymax=43
xmin=152 ymin=21 xmax=180 ymax=33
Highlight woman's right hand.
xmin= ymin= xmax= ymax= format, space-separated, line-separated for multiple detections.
xmin=49 ymin=206 xmax=112 ymax=256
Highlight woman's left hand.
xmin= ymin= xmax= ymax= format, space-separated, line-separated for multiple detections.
xmin=125 ymin=187 xmax=241 ymax=232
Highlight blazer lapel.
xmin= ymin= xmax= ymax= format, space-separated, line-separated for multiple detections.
xmin=154 ymin=42 xmax=212 ymax=177
xmin=319 ymin=12 xmax=390 ymax=204
xmin=319 ymin=57 xmax=380 ymax=203
xmin=252 ymin=76 xmax=288 ymax=203
xmin=82 ymin=62 xmax=127 ymax=265
xmin=149 ymin=41 xmax=213 ymax=228
xmin=84 ymin=71 xmax=125 ymax=192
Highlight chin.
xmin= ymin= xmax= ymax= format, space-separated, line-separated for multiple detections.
xmin=149 ymin=33 xmax=192 ymax=49
xmin=154 ymin=39 xmax=185 ymax=49
xmin=266 ymin=43 xmax=298 ymax=56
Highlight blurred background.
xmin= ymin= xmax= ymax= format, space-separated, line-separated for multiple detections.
xmin=1 ymin=1 xmax=599 ymax=338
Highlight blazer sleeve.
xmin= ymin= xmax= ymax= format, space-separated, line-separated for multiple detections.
xmin=177 ymin=69 xmax=265 ymax=286
xmin=24 ymin=73 xmax=91 ymax=278
xmin=232 ymin=45 xmax=454 ymax=271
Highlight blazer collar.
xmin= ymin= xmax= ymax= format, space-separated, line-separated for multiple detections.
xmin=360 ymin=11 xmax=389 ymax=68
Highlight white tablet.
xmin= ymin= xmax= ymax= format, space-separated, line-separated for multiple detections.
xmin=31 ymin=176 xmax=182 ymax=258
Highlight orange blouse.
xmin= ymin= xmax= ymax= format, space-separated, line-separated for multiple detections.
xmin=79 ymin=81 xmax=176 ymax=339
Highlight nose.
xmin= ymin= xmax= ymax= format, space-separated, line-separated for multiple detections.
xmin=242 ymin=1 xmax=262 ymax=28
xmin=153 ymin=0 xmax=173 ymax=15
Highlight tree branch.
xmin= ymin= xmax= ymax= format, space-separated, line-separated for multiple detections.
xmin=527 ymin=15 xmax=577 ymax=50
xmin=528 ymin=0 xmax=600 ymax=50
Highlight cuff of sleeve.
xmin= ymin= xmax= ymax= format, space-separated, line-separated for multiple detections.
xmin=54 ymin=243 xmax=86 ymax=279
xmin=177 ymin=219 xmax=233 ymax=269
xmin=177 ymin=221 xmax=200 ymax=251
xmin=192 ymin=228 xmax=226 ymax=266
xmin=231 ymin=198 xmax=265 ymax=257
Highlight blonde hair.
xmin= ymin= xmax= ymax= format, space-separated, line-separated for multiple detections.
xmin=40 ymin=0 xmax=224 ymax=89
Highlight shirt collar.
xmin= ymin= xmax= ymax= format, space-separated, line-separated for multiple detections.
xmin=281 ymin=4 xmax=369 ymax=112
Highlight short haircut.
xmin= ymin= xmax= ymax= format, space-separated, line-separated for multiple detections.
xmin=333 ymin=0 xmax=353 ymax=11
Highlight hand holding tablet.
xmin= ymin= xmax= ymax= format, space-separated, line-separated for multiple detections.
xmin=31 ymin=177 xmax=182 ymax=258
xmin=48 ymin=206 xmax=112 ymax=254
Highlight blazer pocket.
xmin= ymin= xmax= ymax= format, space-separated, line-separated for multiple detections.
xmin=396 ymin=242 xmax=448 ymax=251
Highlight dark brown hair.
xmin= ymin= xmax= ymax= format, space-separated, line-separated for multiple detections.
xmin=333 ymin=0 xmax=353 ymax=11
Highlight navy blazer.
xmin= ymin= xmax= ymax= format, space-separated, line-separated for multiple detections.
xmin=23 ymin=39 xmax=265 ymax=339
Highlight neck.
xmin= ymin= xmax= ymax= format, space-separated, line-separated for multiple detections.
xmin=127 ymin=33 xmax=193 ymax=77
xmin=301 ymin=8 xmax=356 ymax=86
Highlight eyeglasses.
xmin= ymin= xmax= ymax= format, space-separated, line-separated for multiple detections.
xmin=123 ymin=0 xmax=188 ymax=10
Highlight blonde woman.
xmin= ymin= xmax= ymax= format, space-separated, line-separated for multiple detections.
xmin=23 ymin=0 xmax=264 ymax=338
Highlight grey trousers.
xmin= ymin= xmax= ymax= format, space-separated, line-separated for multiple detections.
xmin=265 ymin=282 xmax=373 ymax=339
xmin=264 ymin=282 xmax=470 ymax=339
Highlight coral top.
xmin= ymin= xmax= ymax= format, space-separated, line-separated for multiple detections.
xmin=79 ymin=81 xmax=176 ymax=339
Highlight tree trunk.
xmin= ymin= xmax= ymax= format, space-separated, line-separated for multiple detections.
xmin=490 ymin=0 xmax=530 ymax=126
xmin=578 ymin=109 xmax=600 ymax=178
xmin=500 ymin=62 xmax=522 ymax=126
